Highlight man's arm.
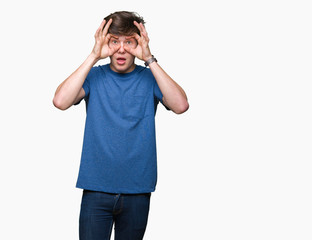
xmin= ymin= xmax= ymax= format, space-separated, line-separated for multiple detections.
xmin=53 ymin=55 xmax=97 ymax=110
xmin=53 ymin=19 xmax=117 ymax=110
xmin=149 ymin=62 xmax=189 ymax=114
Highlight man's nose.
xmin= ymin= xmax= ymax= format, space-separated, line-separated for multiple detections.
xmin=118 ymin=42 xmax=125 ymax=53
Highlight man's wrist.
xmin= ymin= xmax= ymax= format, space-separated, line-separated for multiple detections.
xmin=144 ymin=55 xmax=153 ymax=62
xmin=144 ymin=55 xmax=157 ymax=67
xmin=89 ymin=53 xmax=100 ymax=64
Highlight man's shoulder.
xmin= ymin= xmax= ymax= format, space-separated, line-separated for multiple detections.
xmin=136 ymin=65 xmax=154 ymax=79
xmin=86 ymin=64 xmax=108 ymax=81
xmin=91 ymin=64 xmax=107 ymax=73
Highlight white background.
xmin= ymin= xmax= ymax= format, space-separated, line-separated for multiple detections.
xmin=0 ymin=0 xmax=311 ymax=239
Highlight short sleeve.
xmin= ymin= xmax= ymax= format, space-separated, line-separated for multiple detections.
xmin=82 ymin=75 xmax=90 ymax=98
xmin=74 ymin=71 xmax=91 ymax=106
xmin=153 ymin=80 xmax=171 ymax=111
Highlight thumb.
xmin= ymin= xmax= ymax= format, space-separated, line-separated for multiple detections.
xmin=124 ymin=46 xmax=136 ymax=56
xmin=109 ymin=45 xmax=120 ymax=56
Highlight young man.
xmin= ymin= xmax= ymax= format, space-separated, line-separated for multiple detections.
xmin=53 ymin=11 xmax=189 ymax=240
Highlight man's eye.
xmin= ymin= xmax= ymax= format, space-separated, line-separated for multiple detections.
xmin=112 ymin=40 xmax=118 ymax=44
xmin=126 ymin=41 xmax=132 ymax=44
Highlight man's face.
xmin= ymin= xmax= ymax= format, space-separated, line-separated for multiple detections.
xmin=109 ymin=35 xmax=137 ymax=73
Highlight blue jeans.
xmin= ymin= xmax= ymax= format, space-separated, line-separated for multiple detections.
xmin=79 ymin=190 xmax=151 ymax=240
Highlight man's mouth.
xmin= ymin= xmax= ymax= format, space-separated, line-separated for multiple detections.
xmin=117 ymin=57 xmax=126 ymax=65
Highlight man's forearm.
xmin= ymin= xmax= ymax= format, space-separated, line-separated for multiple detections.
xmin=149 ymin=61 xmax=189 ymax=114
xmin=53 ymin=54 xmax=98 ymax=110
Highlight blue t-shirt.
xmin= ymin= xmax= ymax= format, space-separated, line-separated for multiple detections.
xmin=75 ymin=64 xmax=169 ymax=194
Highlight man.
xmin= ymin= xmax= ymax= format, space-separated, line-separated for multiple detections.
xmin=53 ymin=11 xmax=189 ymax=240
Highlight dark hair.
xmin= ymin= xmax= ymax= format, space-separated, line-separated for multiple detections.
xmin=103 ymin=11 xmax=145 ymax=36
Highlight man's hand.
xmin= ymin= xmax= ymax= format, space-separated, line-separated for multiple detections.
xmin=124 ymin=21 xmax=153 ymax=62
xmin=91 ymin=19 xmax=119 ymax=61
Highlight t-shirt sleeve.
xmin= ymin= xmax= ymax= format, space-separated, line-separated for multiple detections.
xmin=153 ymin=80 xmax=171 ymax=111
xmin=82 ymin=76 xmax=90 ymax=97
xmin=74 ymin=71 xmax=91 ymax=106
